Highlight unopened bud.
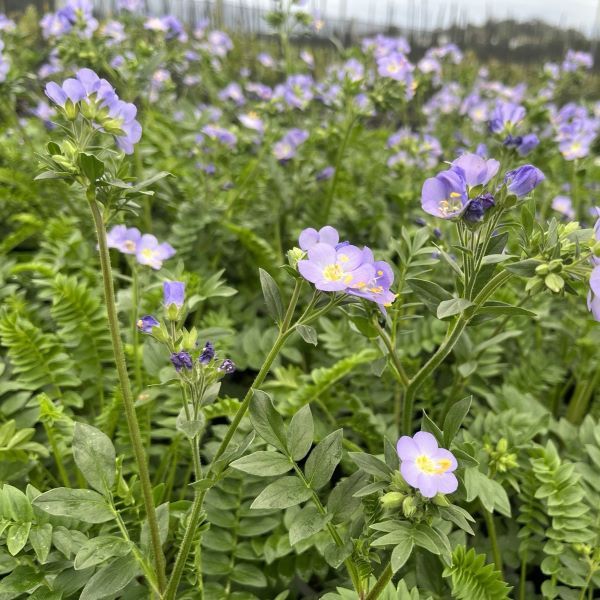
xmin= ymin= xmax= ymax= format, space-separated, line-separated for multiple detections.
xmin=548 ymin=259 xmax=563 ymax=273
xmin=535 ymin=263 xmax=549 ymax=276
xmin=496 ymin=438 xmax=508 ymax=453
xmin=380 ymin=491 xmax=405 ymax=509
xmin=63 ymin=99 xmax=79 ymax=121
xmin=402 ymin=496 xmax=417 ymax=518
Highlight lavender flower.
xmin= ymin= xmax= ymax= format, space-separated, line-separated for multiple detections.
xmin=451 ymin=153 xmax=499 ymax=186
xmin=163 ymin=281 xmax=185 ymax=307
xmin=171 ymin=351 xmax=193 ymax=372
xmin=563 ymin=49 xmax=593 ymax=72
xmin=552 ymin=196 xmax=575 ymax=219
xmin=0 ymin=39 xmax=9 ymax=83
xmin=588 ymin=266 xmax=600 ymax=321
xmin=297 ymin=243 xmax=375 ymax=292
xmin=298 ymin=226 xmax=339 ymax=250
xmin=273 ymin=129 xmax=309 ymax=161
xmin=489 ymin=101 xmax=526 ymax=134
xmin=199 ymin=341 xmax=215 ymax=364
xmin=137 ymin=315 xmax=159 ymax=333
xmin=396 ymin=431 xmax=458 ymax=497
xmin=117 ymin=0 xmax=143 ymax=11
xmin=421 ymin=166 xmax=468 ymax=219
xmin=504 ymin=165 xmax=545 ymax=197
xmin=200 ymin=124 xmax=237 ymax=148
xmin=377 ymin=52 xmax=412 ymax=83
xmin=136 ymin=234 xmax=176 ymax=270
xmin=238 ymin=112 xmax=264 ymax=133
xmin=345 ymin=248 xmax=397 ymax=309
xmin=107 ymin=225 xmax=141 ymax=254
xmin=316 ymin=166 xmax=335 ymax=181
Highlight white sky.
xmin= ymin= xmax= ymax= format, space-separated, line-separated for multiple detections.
xmin=246 ymin=0 xmax=600 ymax=36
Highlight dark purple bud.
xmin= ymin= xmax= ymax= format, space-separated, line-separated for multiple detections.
xmin=479 ymin=192 xmax=495 ymax=211
xmin=137 ymin=315 xmax=159 ymax=333
xmin=218 ymin=359 xmax=236 ymax=374
xmin=433 ymin=227 xmax=442 ymax=239
xmin=163 ymin=281 xmax=185 ymax=307
xmin=414 ymin=217 xmax=427 ymax=227
xmin=199 ymin=341 xmax=215 ymax=365
xmin=316 ymin=166 xmax=335 ymax=181
xmin=462 ymin=199 xmax=485 ymax=223
xmin=171 ymin=351 xmax=193 ymax=372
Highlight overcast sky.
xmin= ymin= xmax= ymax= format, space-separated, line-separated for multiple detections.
xmin=247 ymin=0 xmax=600 ymax=36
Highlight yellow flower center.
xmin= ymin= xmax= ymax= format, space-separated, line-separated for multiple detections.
xmin=141 ymin=248 xmax=154 ymax=259
xmin=415 ymin=454 xmax=452 ymax=475
xmin=323 ymin=263 xmax=343 ymax=281
xmin=439 ymin=192 xmax=463 ymax=216
xmin=124 ymin=240 xmax=136 ymax=252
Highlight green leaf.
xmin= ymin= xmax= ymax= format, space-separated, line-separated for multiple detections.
xmin=305 ymin=429 xmax=343 ymax=490
xmin=79 ymin=553 xmax=139 ymax=600
xmin=287 ymin=404 xmax=314 ymax=461
xmin=391 ymin=537 xmax=414 ymax=572
xmin=406 ymin=278 xmax=452 ymax=312
xmin=230 ymin=451 xmax=293 ymax=476
xmin=0 ymin=565 xmax=43 ymax=594
xmin=437 ymin=298 xmax=473 ymax=320
xmin=504 ymin=258 xmax=543 ymax=277
xmin=259 ymin=268 xmax=284 ymax=324
xmin=33 ymin=488 xmax=115 ymax=523
xmin=28 ymin=524 xmax=53 ymax=564
xmin=443 ymin=396 xmax=472 ymax=447
xmin=140 ymin=502 xmax=169 ymax=553
xmin=249 ymin=390 xmax=288 ymax=454
xmin=229 ymin=562 xmax=268 ymax=587
xmin=79 ymin=153 xmax=105 ymax=182
xmin=481 ymin=254 xmax=515 ymax=265
xmin=348 ymin=452 xmax=393 ymax=479
xmin=297 ymin=324 xmax=318 ymax=345
xmin=7 ymin=521 xmax=31 ymax=555
xmin=74 ymin=536 xmax=132 ymax=570
xmin=476 ymin=302 xmax=537 ymax=318
xmin=251 ymin=477 xmax=312 ymax=509
xmin=421 ymin=411 xmax=444 ymax=444
xmin=0 ymin=484 xmax=33 ymax=522
xmin=289 ymin=505 xmax=332 ymax=545
xmin=73 ymin=422 xmax=116 ymax=493
xmin=176 ymin=404 xmax=206 ymax=440
xmin=464 ymin=468 xmax=511 ymax=516
xmin=412 ymin=523 xmax=451 ymax=558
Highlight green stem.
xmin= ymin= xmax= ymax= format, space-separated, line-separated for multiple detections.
xmin=321 ymin=114 xmax=357 ymax=225
xmin=87 ymin=190 xmax=166 ymax=592
xmin=43 ymin=422 xmax=71 ymax=488
xmin=163 ymin=280 xmax=303 ymax=600
xmin=366 ymin=564 xmax=393 ymax=600
xmin=519 ymin=555 xmax=527 ymax=600
xmin=131 ymin=265 xmax=143 ymax=393
xmin=482 ymin=504 xmax=503 ymax=574
xmin=566 ymin=365 xmax=600 ymax=424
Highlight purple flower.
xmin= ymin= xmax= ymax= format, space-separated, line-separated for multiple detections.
xmin=117 ymin=0 xmax=142 ymax=11
xmin=489 ymin=101 xmax=526 ymax=134
xmin=297 ymin=243 xmax=375 ymax=292
xmin=273 ymin=128 xmax=309 ymax=161
xmin=137 ymin=315 xmax=159 ymax=333
xmin=563 ymin=49 xmax=593 ymax=72
xmin=238 ymin=112 xmax=264 ymax=133
xmin=218 ymin=82 xmax=245 ymax=106
xmin=107 ymin=225 xmax=141 ymax=254
xmin=201 ymin=124 xmax=237 ymax=148
xmin=316 ymin=166 xmax=335 ymax=181
xmin=396 ymin=431 xmax=458 ymax=498
xmin=552 ymin=196 xmax=575 ymax=219
xmin=199 ymin=341 xmax=215 ymax=364
xmin=345 ymin=248 xmax=397 ymax=309
xmin=299 ymin=226 xmax=339 ymax=251
xmin=377 ymin=52 xmax=412 ymax=82
xmin=163 ymin=281 xmax=185 ymax=307
xmin=218 ymin=359 xmax=236 ymax=374
xmin=421 ymin=167 xmax=468 ymax=219
xmin=0 ymin=40 xmax=9 ymax=83
xmin=257 ymin=52 xmax=276 ymax=68
xmin=136 ymin=234 xmax=176 ymax=270
xmin=504 ymin=165 xmax=545 ymax=197
xmin=588 ymin=265 xmax=600 ymax=321
xmin=171 ymin=351 xmax=193 ymax=372
xmin=451 ymin=153 xmax=499 ymax=186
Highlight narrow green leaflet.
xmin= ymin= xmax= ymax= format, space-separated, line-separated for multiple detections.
xmin=230 ymin=451 xmax=293 ymax=476
xmin=72 ymin=422 xmax=116 ymax=493
xmin=251 ymin=477 xmax=312 ymax=509
xmin=249 ymin=391 xmax=288 ymax=454
xmin=287 ymin=404 xmax=314 ymax=461
xmin=289 ymin=505 xmax=332 ymax=545
xmin=33 ymin=488 xmax=115 ymax=523
xmin=79 ymin=553 xmax=139 ymax=600
xmin=305 ymin=429 xmax=343 ymax=490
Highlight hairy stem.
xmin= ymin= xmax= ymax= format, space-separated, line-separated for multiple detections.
xmin=87 ymin=190 xmax=166 ymax=592
xmin=482 ymin=504 xmax=503 ymax=574
xmin=366 ymin=564 xmax=393 ymax=600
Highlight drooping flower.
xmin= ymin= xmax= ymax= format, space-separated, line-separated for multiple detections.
xmin=163 ymin=281 xmax=185 ymax=307
xmin=107 ymin=225 xmax=141 ymax=254
xmin=45 ymin=69 xmax=142 ymax=154
xmin=298 ymin=243 xmax=375 ymax=292
xmin=504 ymin=165 xmax=545 ymax=197
xmin=396 ymin=431 xmax=458 ymax=498
xmin=137 ymin=315 xmax=159 ymax=333
xmin=218 ymin=358 xmax=236 ymax=374
xmin=171 ymin=351 xmax=193 ymax=372
xmin=199 ymin=341 xmax=215 ymax=364
xmin=136 ymin=235 xmax=176 ymax=270
xmin=421 ymin=166 xmax=468 ymax=219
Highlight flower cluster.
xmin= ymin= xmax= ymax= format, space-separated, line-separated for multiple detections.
xmin=588 ymin=219 xmax=600 ymax=321
xmin=297 ymin=226 xmax=396 ymax=310
xmin=0 ymin=38 xmax=8 ymax=83
xmin=45 ymin=68 xmax=142 ymax=154
xmin=107 ymin=225 xmax=175 ymax=270
xmin=421 ymin=152 xmax=544 ymax=222
xmin=386 ymin=128 xmax=442 ymax=170
xmin=551 ymin=103 xmax=599 ymax=161
xmin=396 ymin=432 xmax=458 ymax=498
xmin=40 ymin=0 xmax=98 ymax=39
xmin=138 ymin=282 xmax=236 ymax=375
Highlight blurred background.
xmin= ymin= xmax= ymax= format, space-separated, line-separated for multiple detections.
xmin=3 ymin=0 xmax=600 ymax=66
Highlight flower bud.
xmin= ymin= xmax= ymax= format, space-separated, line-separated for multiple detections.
xmin=63 ymin=99 xmax=79 ymax=121
xmin=496 ymin=438 xmax=508 ymax=453
xmin=402 ymin=496 xmax=417 ymax=518
xmin=548 ymin=259 xmax=563 ymax=273
xmin=545 ymin=273 xmax=564 ymax=293
xmin=535 ymin=264 xmax=549 ymax=276
xmin=432 ymin=494 xmax=450 ymax=506
xmin=380 ymin=491 xmax=405 ymax=509
xmin=287 ymin=247 xmax=305 ymax=269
